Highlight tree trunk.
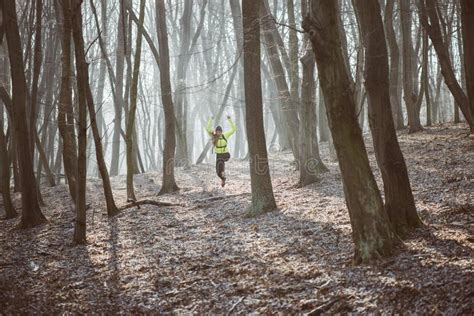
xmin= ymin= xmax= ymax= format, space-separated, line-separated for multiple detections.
xmin=230 ymin=0 xmax=247 ymax=158
xmin=29 ymin=0 xmax=42 ymax=158
xmin=36 ymin=27 xmax=57 ymax=189
xmin=287 ymin=0 xmax=300 ymax=108
xmin=455 ymin=5 xmax=464 ymax=124
xmin=400 ymin=0 xmax=424 ymax=133
xmin=74 ymin=0 xmax=119 ymax=217
xmin=56 ymin=0 xmax=78 ymax=202
xmin=0 ymin=41 xmax=15 ymax=219
xmin=93 ymin=0 xmax=107 ymax=157
xmin=243 ymin=0 xmax=277 ymax=215
xmin=354 ymin=0 xmax=423 ymax=236
xmin=173 ymin=0 xmax=192 ymax=168
xmin=350 ymin=2 xmax=367 ymax=130
xmin=125 ymin=0 xmax=146 ymax=202
xmin=110 ymin=1 xmax=126 ymax=176
xmin=70 ymin=0 xmax=87 ymax=244
xmin=0 ymin=112 xmax=17 ymax=219
xmin=260 ymin=1 xmax=300 ymax=163
xmin=156 ymin=0 xmax=179 ymax=194
xmin=383 ymin=0 xmax=404 ymax=129
xmin=298 ymin=50 xmax=327 ymax=187
xmin=460 ymin=0 xmax=474 ymax=134
xmin=2 ymin=0 xmax=46 ymax=228
xmin=318 ymin=85 xmax=330 ymax=142
xmin=418 ymin=0 xmax=473 ymax=132
xmin=303 ymin=0 xmax=396 ymax=263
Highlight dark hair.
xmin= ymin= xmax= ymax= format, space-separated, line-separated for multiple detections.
xmin=212 ymin=132 xmax=220 ymax=146
xmin=212 ymin=126 xmax=222 ymax=146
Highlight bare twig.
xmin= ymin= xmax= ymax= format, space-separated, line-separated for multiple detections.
xmin=227 ymin=296 xmax=245 ymax=316
xmin=306 ymin=298 xmax=338 ymax=316
xmin=274 ymin=20 xmax=306 ymax=34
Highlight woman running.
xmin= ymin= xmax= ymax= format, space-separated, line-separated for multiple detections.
xmin=206 ymin=115 xmax=236 ymax=187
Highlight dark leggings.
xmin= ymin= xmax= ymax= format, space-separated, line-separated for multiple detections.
xmin=216 ymin=153 xmax=230 ymax=179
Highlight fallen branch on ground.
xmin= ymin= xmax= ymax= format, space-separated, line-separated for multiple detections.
xmin=118 ymin=199 xmax=182 ymax=211
xmin=193 ymin=193 xmax=250 ymax=204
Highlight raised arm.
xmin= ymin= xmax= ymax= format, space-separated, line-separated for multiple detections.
xmin=206 ymin=117 xmax=214 ymax=135
xmin=224 ymin=116 xmax=237 ymax=138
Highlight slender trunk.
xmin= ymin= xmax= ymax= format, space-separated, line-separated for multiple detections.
xmin=173 ymin=0 xmax=192 ymax=168
xmin=71 ymin=0 xmax=87 ymax=244
xmin=318 ymin=85 xmax=330 ymax=142
xmin=3 ymin=0 xmax=46 ymax=228
xmin=0 ymin=39 xmax=15 ymax=218
xmin=56 ymin=0 xmax=78 ymax=202
xmin=298 ymin=50 xmax=326 ymax=187
xmin=418 ymin=0 xmax=473 ymax=131
xmin=156 ymin=0 xmax=179 ymax=194
xmin=36 ymin=28 xmax=58 ymax=188
xmin=384 ymin=0 xmax=404 ymax=129
xmin=0 ymin=113 xmax=17 ymax=219
xmin=460 ymin=0 xmax=474 ymax=133
xmin=287 ymin=0 xmax=300 ymax=107
xmin=94 ymin=0 xmax=107 ymax=148
xmin=400 ymin=0 xmax=423 ymax=133
xmin=110 ymin=2 xmax=125 ymax=176
xmin=75 ymin=1 xmax=119 ymax=217
xmin=125 ymin=0 xmax=146 ymax=201
xmin=29 ymin=0 xmax=42 ymax=158
xmin=243 ymin=0 xmax=277 ymax=215
xmin=260 ymin=2 xmax=300 ymax=162
xmin=354 ymin=0 xmax=423 ymax=236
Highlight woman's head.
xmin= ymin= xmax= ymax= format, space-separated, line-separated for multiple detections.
xmin=212 ymin=126 xmax=222 ymax=145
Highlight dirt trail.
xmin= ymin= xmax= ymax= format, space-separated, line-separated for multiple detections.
xmin=0 ymin=124 xmax=473 ymax=314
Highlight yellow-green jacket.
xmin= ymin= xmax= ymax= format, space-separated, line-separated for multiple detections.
xmin=206 ymin=117 xmax=236 ymax=154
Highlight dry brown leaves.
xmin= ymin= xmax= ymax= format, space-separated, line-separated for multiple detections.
xmin=0 ymin=123 xmax=472 ymax=314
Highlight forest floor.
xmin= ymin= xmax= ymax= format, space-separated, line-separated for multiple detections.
xmin=0 ymin=123 xmax=473 ymax=314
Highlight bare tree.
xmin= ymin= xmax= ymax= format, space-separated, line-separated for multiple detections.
xmin=418 ymin=0 xmax=473 ymax=132
xmin=2 ymin=0 xmax=46 ymax=228
xmin=303 ymin=0 xmax=396 ymax=263
xmin=242 ymin=0 xmax=277 ymax=214
xmin=400 ymin=0 xmax=424 ymax=133
xmin=126 ymin=0 xmax=146 ymax=202
xmin=110 ymin=1 xmax=126 ymax=176
xmin=384 ymin=0 xmax=404 ymax=129
xmin=298 ymin=49 xmax=327 ymax=187
xmin=56 ymin=0 xmax=78 ymax=202
xmin=70 ymin=0 xmax=87 ymax=244
xmin=156 ymin=0 xmax=179 ymax=194
xmin=260 ymin=1 xmax=300 ymax=162
xmin=75 ymin=0 xmax=119 ymax=217
xmin=354 ymin=0 xmax=423 ymax=236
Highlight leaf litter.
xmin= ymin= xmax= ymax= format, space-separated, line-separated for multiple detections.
xmin=0 ymin=123 xmax=472 ymax=314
